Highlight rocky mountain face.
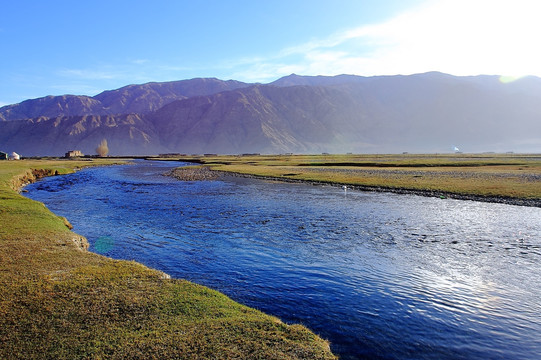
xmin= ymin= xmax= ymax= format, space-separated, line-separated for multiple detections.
xmin=0 ymin=95 xmax=104 ymax=122
xmin=0 ymin=78 xmax=249 ymax=121
xmin=1 ymin=73 xmax=540 ymax=156
xmin=0 ymin=114 xmax=164 ymax=156
xmin=92 ymin=78 xmax=250 ymax=115
xmin=148 ymin=84 xmax=365 ymax=154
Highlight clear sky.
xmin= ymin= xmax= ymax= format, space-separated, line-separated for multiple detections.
xmin=1 ymin=0 xmax=540 ymax=106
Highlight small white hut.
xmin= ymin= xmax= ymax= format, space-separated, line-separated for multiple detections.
xmin=65 ymin=150 xmax=84 ymax=158
xmin=9 ymin=152 xmax=21 ymax=160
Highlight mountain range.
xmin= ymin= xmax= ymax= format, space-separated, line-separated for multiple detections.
xmin=1 ymin=72 xmax=541 ymax=156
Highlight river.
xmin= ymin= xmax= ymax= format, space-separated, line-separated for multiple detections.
xmin=25 ymin=160 xmax=541 ymax=359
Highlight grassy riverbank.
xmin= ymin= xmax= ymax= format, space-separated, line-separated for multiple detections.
xmin=0 ymin=159 xmax=335 ymax=359
xmin=168 ymin=153 xmax=541 ymax=206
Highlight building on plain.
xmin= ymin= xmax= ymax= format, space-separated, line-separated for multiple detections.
xmin=9 ymin=152 xmax=20 ymax=160
xmin=65 ymin=150 xmax=84 ymax=158
xmin=0 ymin=151 xmax=7 ymax=160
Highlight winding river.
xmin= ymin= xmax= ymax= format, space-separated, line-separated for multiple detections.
xmin=25 ymin=160 xmax=541 ymax=359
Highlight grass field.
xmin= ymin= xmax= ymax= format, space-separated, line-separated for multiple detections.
xmin=167 ymin=153 xmax=541 ymax=204
xmin=0 ymin=159 xmax=335 ymax=359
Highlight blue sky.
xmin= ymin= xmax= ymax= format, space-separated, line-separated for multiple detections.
xmin=1 ymin=0 xmax=540 ymax=106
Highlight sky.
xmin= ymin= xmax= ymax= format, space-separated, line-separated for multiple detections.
xmin=1 ymin=0 xmax=541 ymax=106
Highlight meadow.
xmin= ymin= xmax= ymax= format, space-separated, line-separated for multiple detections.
xmin=170 ymin=153 xmax=541 ymax=206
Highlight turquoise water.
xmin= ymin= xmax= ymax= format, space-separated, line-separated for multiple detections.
xmin=26 ymin=161 xmax=541 ymax=359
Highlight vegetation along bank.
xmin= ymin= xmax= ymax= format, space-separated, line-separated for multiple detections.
xmin=166 ymin=153 xmax=541 ymax=207
xmin=0 ymin=159 xmax=336 ymax=359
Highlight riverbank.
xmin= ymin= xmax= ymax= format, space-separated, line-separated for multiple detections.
xmin=0 ymin=159 xmax=336 ymax=359
xmin=164 ymin=153 xmax=541 ymax=207
xmin=215 ymin=170 xmax=541 ymax=207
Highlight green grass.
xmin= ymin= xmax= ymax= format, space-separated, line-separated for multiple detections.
xmin=171 ymin=153 xmax=541 ymax=201
xmin=0 ymin=159 xmax=336 ymax=359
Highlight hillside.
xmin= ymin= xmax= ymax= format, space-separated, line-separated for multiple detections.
xmin=1 ymin=73 xmax=541 ymax=156
xmin=93 ymin=78 xmax=250 ymax=115
xmin=148 ymin=84 xmax=363 ymax=154
xmin=0 ymin=114 xmax=165 ymax=156
xmin=0 ymin=78 xmax=250 ymax=122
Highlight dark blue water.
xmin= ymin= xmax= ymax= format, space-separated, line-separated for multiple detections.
xmin=25 ymin=160 xmax=541 ymax=359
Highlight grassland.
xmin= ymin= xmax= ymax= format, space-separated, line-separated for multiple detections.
xmin=0 ymin=159 xmax=335 ymax=359
xmin=168 ymin=153 xmax=541 ymax=206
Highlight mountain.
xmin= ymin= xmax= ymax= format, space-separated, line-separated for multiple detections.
xmin=149 ymin=76 xmax=541 ymax=154
xmin=1 ymin=73 xmax=541 ymax=156
xmin=0 ymin=114 xmax=164 ymax=156
xmin=149 ymin=84 xmax=364 ymax=154
xmin=270 ymin=73 xmax=367 ymax=87
xmin=0 ymin=95 xmax=104 ymax=122
xmin=0 ymin=78 xmax=250 ymax=121
xmin=93 ymin=78 xmax=251 ymax=115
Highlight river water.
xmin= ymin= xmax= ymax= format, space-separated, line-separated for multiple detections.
xmin=25 ymin=160 xmax=541 ymax=359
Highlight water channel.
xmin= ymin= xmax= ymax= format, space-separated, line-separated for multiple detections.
xmin=25 ymin=160 xmax=541 ymax=359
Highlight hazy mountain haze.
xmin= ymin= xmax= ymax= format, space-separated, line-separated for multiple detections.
xmin=1 ymin=73 xmax=540 ymax=156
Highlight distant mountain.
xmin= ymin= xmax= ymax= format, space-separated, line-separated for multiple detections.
xmin=1 ymin=73 xmax=541 ymax=156
xmin=270 ymin=73 xmax=367 ymax=87
xmin=148 ymin=76 xmax=541 ymax=154
xmin=0 ymin=78 xmax=250 ymax=121
xmin=93 ymin=78 xmax=250 ymax=115
xmin=0 ymin=95 xmax=104 ymax=122
xmin=0 ymin=114 xmax=164 ymax=156
xmin=148 ymin=84 xmax=363 ymax=154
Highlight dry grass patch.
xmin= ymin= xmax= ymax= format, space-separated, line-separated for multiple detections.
xmin=174 ymin=153 xmax=541 ymax=203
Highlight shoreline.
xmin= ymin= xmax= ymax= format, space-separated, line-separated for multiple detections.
xmin=164 ymin=163 xmax=540 ymax=207
xmin=1 ymin=159 xmax=336 ymax=359
xmin=163 ymin=153 xmax=541 ymax=208
xmin=208 ymin=169 xmax=541 ymax=208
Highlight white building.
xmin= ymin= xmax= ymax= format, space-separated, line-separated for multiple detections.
xmin=65 ymin=150 xmax=84 ymax=158
xmin=9 ymin=152 xmax=20 ymax=160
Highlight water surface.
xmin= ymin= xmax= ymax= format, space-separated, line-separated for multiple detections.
xmin=26 ymin=161 xmax=541 ymax=359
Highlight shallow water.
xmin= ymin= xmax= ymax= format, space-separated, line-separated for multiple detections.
xmin=26 ymin=160 xmax=541 ymax=359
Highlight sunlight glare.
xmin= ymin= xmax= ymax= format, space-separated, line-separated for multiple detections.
xmin=499 ymin=75 xmax=525 ymax=83
xmin=305 ymin=0 xmax=541 ymax=78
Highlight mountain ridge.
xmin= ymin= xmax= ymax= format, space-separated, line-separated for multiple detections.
xmin=1 ymin=72 xmax=541 ymax=156
xmin=0 ymin=78 xmax=251 ymax=122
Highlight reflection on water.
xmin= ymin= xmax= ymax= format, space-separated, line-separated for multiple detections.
xmin=26 ymin=161 xmax=541 ymax=360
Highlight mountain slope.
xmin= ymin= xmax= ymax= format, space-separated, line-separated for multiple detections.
xmin=93 ymin=78 xmax=251 ymax=115
xmin=0 ymin=114 xmax=164 ymax=156
xmin=0 ymin=78 xmax=250 ymax=121
xmin=0 ymin=95 xmax=104 ymax=122
xmin=149 ymin=84 xmax=361 ymax=154
xmin=1 ymin=73 xmax=541 ymax=156
xmin=153 ymin=78 xmax=541 ymax=154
